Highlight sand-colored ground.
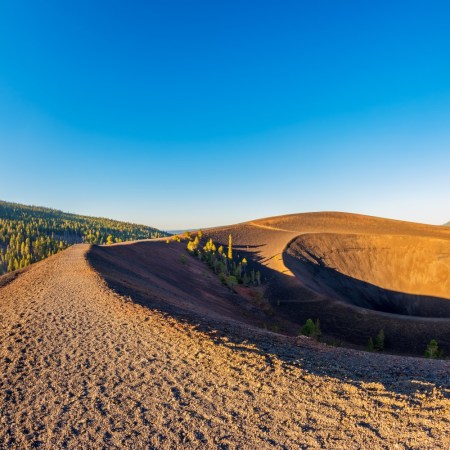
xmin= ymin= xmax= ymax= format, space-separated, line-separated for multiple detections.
xmin=204 ymin=212 xmax=450 ymax=353
xmin=1 ymin=236 xmax=450 ymax=449
xmin=285 ymin=233 xmax=450 ymax=315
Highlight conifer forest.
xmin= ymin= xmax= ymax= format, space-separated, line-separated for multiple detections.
xmin=0 ymin=200 xmax=169 ymax=275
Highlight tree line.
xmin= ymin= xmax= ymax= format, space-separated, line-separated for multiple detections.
xmin=0 ymin=200 xmax=169 ymax=275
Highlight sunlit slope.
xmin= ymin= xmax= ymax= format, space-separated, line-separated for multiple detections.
xmin=204 ymin=212 xmax=450 ymax=353
xmin=207 ymin=212 xmax=450 ymax=274
xmin=285 ymin=233 xmax=450 ymax=316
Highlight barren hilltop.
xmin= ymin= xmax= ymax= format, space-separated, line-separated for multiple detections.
xmin=204 ymin=212 xmax=450 ymax=354
xmin=1 ymin=212 xmax=449 ymax=449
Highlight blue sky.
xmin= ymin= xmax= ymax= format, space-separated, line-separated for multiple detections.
xmin=1 ymin=1 xmax=449 ymax=229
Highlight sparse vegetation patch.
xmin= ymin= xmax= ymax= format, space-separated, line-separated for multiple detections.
xmin=424 ymin=339 xmax=443 ymax=359
xmin=171 ymin=231 xmax=263 ymax=292
xmin=300 ymin=318 xmax=321 ymax=340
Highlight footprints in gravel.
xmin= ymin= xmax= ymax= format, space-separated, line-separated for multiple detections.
xmin=95 ymin=397 xmax=107 ymax=417
xmin=170 ymin=386 xmax=182 ymax=403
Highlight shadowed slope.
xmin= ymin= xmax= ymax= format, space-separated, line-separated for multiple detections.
xmin=204 ymin=212 xmax=450 ymax=353
xmin=285 ymin=233 xmax=450 ymax=317
xmin=87 ymin=239 xmax=268 ymax=326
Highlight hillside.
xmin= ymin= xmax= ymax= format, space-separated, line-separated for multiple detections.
xmin=1 ymin=241 xmax=449 ymax=448
xmin=203 ymin=212 xmax=450 ymax=354
xmin=1 ymin=212 xmax=450 ymax=448
xmin=0 ymin=200 xmax=169 ymax=275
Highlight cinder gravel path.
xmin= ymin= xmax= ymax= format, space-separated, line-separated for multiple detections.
xmin=0 ymin=244 xmax=449 ymax=449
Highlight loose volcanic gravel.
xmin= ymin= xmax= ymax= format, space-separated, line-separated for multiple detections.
xmin=0 ymin=244 xmax=449 ymax=449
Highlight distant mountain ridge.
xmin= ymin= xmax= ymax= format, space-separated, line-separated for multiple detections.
xmin=0 ymin=200 xmax=169 ymax=274
xmin=166 ymin=229 xmax=196 ymax=235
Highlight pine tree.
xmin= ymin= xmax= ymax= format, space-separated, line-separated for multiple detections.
xmin=186 ymin=240 xmax=197 ymax=252
xmin=227 ymin=234 xmax=233 ymax=259
xmin=203 ymin=238 xmax=216 ymax=253
xmin=374 ymin=329 xmax=385 ymax=351
xmin=314 ymin=319 xmax=321 ymax=340
xmin=234 ymin=263 xmax=242 ymax=280
xmin=226 ymin=275 xmax=238 ymax=291
xmin=424 ymin=339 xmax=440 ymax=359
xmin=300 ymin=319 xmax=316 ymax=336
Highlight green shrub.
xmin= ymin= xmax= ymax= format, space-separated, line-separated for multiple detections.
xmin=300 ymin=318 xmax=316 ymax=336
xmin=374 ymin=329 xmax=385 ymax=351
xmin=226 ymin=275 xmax=238 ymax=291
xmin=424 ymin=339 xmax=440 ymax=359
xmin=234 ymin=263 xmax=242 ymax=280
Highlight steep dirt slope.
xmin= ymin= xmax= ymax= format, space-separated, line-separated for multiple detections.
xmin=1 ymin=243 xmax=449 ymax=449
xmin=87 ymin=239 xmax=269 ymax=327
xmin=285 ymin=233 xmax=450 ymax=315
xmin=204 ymin=212 xmax=450 ymax=353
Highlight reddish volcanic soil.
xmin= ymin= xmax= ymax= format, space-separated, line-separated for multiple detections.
xmin=0 ymin=213 xmax=450 ymax=448
xmin=204 ymin=212 xmax=450 ymax=354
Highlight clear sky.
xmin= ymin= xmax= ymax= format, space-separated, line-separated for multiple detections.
xmin=1 ymin=1 xmax=449 ymax=230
